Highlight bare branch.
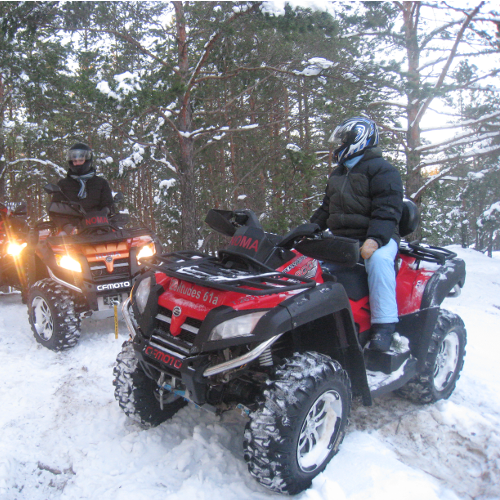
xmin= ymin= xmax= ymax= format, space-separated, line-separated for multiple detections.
xmin=414 ymin=2 xmax=485 ymax=127
xmin=229 ymin=155 xmax=269 ymax=200
xmin=186 ymin=2 xmax=262 ymax=92
xmin=420 ymin=20 xmax=462 ymax=51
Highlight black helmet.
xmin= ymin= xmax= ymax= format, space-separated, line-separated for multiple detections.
xmin=329 ymin=116 xmax=379 ymax=164
xmin=67 ymin=143 xmax=93 ymax=175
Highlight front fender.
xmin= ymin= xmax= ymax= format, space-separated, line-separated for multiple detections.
xmin=261 ymin=282 xmax=371 ymax=405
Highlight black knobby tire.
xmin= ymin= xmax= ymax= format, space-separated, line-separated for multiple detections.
xmin=28 ymin=278 xmax=81 ymax=351
xmin=397 ymin=309 xmax=467 ymax=404
xmin=243 ymin=351 xmax=352 ymax=495
xmin=113 ymin=341 xmax=186 ymax=428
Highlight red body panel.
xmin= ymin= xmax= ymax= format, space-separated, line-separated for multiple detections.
xmin=395 ymin=255 xmax=434 ymax=315
xmin=155 ymin=252 xmax=436 ymax=336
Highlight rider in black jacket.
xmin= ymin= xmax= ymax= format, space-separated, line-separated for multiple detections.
xmin=51 ymin=143 xmax=114 ymax=233
xmin=52 ymin=143 xmax=114 ymax=212
xmin=311 ymin=117 xmax=404 ymax=351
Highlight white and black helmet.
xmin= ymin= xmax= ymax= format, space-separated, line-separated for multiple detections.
xmin=67 ymin=142 xmax=93 ymax=175
xmin=329 ymin=116 xmax=379 ymax=164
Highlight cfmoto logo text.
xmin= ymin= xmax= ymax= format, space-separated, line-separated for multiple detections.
xmin=97 ymin=281 xmax=131 ymax=291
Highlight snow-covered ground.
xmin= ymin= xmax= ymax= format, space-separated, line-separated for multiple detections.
xmin=0 ymin=246 xmax=499 ymax=500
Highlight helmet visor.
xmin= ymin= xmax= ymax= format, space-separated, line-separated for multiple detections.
xmin=67 ymin=149 xmax=92 ymax=162
xmin=329 ymin=126 xmax=354 ymax=145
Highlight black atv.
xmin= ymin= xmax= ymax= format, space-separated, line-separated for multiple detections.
xmin=113 ymin=202 xmax=466 ymax=494
xmin=0 ymin=200 xmax=29 ymax=294
xmin=25 ymin=184 xmax=162 ymax=351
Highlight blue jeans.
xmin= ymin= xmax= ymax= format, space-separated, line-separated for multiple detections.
xmin=364 ymin=238 xmax=398 ymax=324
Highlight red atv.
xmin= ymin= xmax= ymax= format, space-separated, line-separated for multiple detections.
xmin=0 ymin=201 xmax=29 ymax=294
xmin=26 ymin=184 xmax=161 ymax=351
xmin=113 ymin=202 xmax=466 ymax=495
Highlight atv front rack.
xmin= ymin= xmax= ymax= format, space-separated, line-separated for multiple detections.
xmin=144 ymin=250 xmax=316 ymax=296
xmin=399 ymin=241 xmax=457 ymax=266
xmin=46 ymin=226 xmax=155 ymax=245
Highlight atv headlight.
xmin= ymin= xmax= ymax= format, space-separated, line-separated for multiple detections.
xmin=208 ymin=311 xmax=268 ymax=341
xmin=135 ymin=276 xmax=152 ymax=314
xmin=137 ymin=242 xmax=156 ymax=264
xmin=6 ymin=241 xmax=27 ymax=257
xmin=55 ymin=254 xmax=82 ymax=273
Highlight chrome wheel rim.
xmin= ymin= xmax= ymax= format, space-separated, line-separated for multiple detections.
xmin=434 ymin=331 xmax=460 ymax=391
xmin=32 ymin=296 xmax=54 ymax=341
xmin=297 ymin=389 xmax=342 ymax=472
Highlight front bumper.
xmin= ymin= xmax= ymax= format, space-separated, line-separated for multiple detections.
xmin=121 ymin=297 xmax=282 ymax=405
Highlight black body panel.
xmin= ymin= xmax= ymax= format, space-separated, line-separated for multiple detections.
xmin=396 ymin=307 xmax=440 ymax=371
xmin=420 ymin=258 xmax=466 ymax=309
xmin=322 ymin=262 xmax=369 ymax=301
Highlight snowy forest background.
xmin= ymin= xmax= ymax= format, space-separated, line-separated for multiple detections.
xmin=0 ymin=0 xmax=499 ymax=254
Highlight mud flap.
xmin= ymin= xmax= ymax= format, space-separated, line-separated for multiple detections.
xmin=420 ymin=258 xmax=466 ymax=308
xmin=397 ymin=307 xmax=440 ymax=371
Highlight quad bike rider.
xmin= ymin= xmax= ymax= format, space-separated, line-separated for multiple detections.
xmin=25 ymin=144 xmax=162 ymax=351
xmin=0 ymin=200 xmax=29 ymax=294
xmin=113 ymin=204 xmax=466 ymax=495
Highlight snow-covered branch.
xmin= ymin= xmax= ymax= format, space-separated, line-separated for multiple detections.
xmin=62 ymin=26 xmax=173 ymax=70
xmin=2 ymin=158 xmax=65 ymax=178
xmin=416 ymin=131 xmax=499 ymax=154
xmin=411 ymin=165 xmax=454 ymax=200
xmin=420 ymin=110 xmax=500 ymax=134
xmin=413 ymin=142 xmax=500 ymax=172
xmin=370 ymin=101 xmax=408 ymax=110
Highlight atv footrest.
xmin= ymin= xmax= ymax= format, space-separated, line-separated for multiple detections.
xmin=364 ymin=348 xmax=411 ymax=375
xmin=366 ymin=357 xmax=417 ymax=398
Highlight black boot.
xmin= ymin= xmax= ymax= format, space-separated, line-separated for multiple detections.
xmin=369 ymin=323 xmax=396 ymax=352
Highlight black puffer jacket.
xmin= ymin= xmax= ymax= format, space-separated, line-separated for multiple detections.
xmin=310 ymin=147 xmax=403 ymax=247
xmin=52 ymin=172 xmax=114 ymax=213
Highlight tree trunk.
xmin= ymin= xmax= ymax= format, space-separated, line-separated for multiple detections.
xmin=0 ymin=73 xmax=5 ymax=201
xmin=402 ymin=2 xmax=423 ymax=241
xmin=174 ymin=1 xmax=198 ymax=249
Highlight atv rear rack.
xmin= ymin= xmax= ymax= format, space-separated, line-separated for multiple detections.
xmin=399 ymin=241 xmax=457 ymax=266
xmin=144 ymin=250 xmax=316 ymax=296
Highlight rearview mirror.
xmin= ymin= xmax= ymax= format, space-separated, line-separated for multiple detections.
xmin=205 ymin=209 xmax=237 ymax=237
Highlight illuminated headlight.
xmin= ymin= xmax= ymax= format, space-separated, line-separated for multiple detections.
xmin=135 ymin=276 xmax=152 ymax=314
xmin=208 ymin=311 xmax=268 ymax=341
xmin=137 ymin=242 xmax=156 ymax=264
xmin=54 ymin=254 xmax=82 ymax=273
xmin=6 ymin=241 xmax=27 ymax=257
